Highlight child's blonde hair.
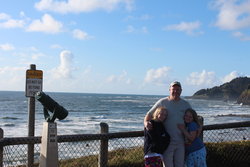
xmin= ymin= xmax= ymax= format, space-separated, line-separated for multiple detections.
xmin=152 ymin=107 xmax=167 ymax=120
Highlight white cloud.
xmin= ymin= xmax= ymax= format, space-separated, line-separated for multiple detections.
xmin=144 ymin=66 xmax=171 ymax=86
xmin=106 ymin=70 xmax=131 ymax=84
xmin=0 ymin=43 xmax=15 ymax=51
xmin=0 ymin=12 xmax=27 ymax=29
xmin=83 ymin=65 xmax=92 ymax=75
xmin=26 ymin=14 xmax=63 ymax=34
xmin=0 ymin=13 xmax=11 ymax=20
xmin=163 ymin=21 xmax=203 ymax=35
xmin=35 ymin=0 xmax=135 ymax=14
xmin=221 ymin=71 xmax=240 ymax=83
xmin=125 ymin=25 xmax=148 ymax=34
xmin=126 ymin=25 xmax=135 ymax=33
xmin=51 ymin=50 xmax=75 ymax=79
xmin=232 ymin=31 xmax=250 ymax=41
xmin=31 ymin=52 xmax=45 ymax=60
xmin=213 ymin=0 xmax=250 ymax=30
xmin=0 ymin=18 xmax=25 ymax=28
xmin=124 ymin=14 xmax=152 ymax=21
xmin=50 ymin=44 xmax=63 ymax=49
xmin=19 ymin=11 xmax=26 ymax=18
xmin=72 ymin=29 xmax=91 ymax=40
xmin=0 ymin=66 xmax=26 ymax=91
xmin=186 ymin=70 xmax=219 ymax=87
xmin=5 ymin=47 xmax=47 ymax=66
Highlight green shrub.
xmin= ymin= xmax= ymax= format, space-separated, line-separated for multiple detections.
xmin=18 ymin=140 xmax=249 ymax=167
xmin=206 ymin=141 xmax=250 ymax=167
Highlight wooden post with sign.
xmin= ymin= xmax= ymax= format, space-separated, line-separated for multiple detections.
xmin=25 ymin=64 xmax=43 ymax=167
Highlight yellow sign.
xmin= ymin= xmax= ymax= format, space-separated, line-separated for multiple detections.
xmin=26 ymin=70 xmax=43 ymax=79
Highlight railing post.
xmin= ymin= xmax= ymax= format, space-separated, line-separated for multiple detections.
xmin=0 ymin=128 xmax=3 ymax=167
xmin=99 ymin=122 xmax=109 ymax=167
xmin=198 ymin=116 xmax=204 ymax=141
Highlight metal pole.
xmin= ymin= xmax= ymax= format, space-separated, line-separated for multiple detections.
xmin=28 ymin=64 xmax=36 ymax=167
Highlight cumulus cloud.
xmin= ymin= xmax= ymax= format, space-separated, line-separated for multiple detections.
xmin=221 ymin=71 xmax=240 ymax=83
xmin=51 ymin=50 xmax=75 ymax=79
xmin=0 ymin=43 xmax=15 ymax=51
xmin=186 ymin=70 xmax=219 ymax=87
xmin=144 ymin=66 xmax=171 ymax=86
xmin=72 ymin=29 xmax=92 ymax=40
xmin=212 ymin=0 xmax=250 ymax=30
xmin=106 ymin=71 xmax=131 ymax=84
xmin=0 ymin=13 xmax=25 ymax=28
xmin=163 ymin=21 xmax=203 ymax=35
xmin=0 ymin=19 xmax=25 ymax=28
xmin=35 ymin=0 xmax=135 ymax=14
xmin=26 ymin=14 xmax=63 ymax=34
xmin=0 ymin=13 xmax=11 ymax=20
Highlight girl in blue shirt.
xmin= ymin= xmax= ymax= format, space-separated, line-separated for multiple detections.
xmin=178 ymin=108 xmax=207 ymax=167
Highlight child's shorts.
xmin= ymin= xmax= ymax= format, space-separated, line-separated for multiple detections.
xmin=144 ymin=156 xmax=163 ymax=167
xmin=185 ymin=146 xmax=207 ymax=167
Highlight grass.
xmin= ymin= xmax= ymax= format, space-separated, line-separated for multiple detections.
xmin=11 ymin=141 xmax=250 ymax=167
xmin=205 ymin=140 xmax=250 ymax=167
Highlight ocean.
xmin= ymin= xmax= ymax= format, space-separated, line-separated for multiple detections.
xmin=0 ymin=91 xmax=250 ymax=137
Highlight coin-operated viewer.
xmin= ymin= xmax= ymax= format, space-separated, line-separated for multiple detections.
xmin=36 ymin=91 xmax=69 ymax=167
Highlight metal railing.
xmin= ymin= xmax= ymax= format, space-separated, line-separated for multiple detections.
xmin=0 ymin=121 xmax=250 ymax=167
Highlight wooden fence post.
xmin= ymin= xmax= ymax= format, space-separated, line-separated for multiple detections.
xmin=99 ymin=122 xmax=109 ymax=167
xmin=0 ymin=128 xmax=3 ymax=167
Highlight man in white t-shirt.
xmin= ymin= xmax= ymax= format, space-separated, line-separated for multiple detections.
xmin=144 ymin=81 xmax=191 ymax=167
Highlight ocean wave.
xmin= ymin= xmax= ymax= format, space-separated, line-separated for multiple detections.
xmin=2 ymin=116 xmax=18 ymax=120
xmin=102 ymin=99 xmax=143 ymax=103
xmin=4 ymin=123 xmax=15 ymax=127
xmin=216 ymin=114 xmax=250 ymax=118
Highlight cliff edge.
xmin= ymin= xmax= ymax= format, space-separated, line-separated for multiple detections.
xmin=192 ymin=77 xmax=250 ymax=103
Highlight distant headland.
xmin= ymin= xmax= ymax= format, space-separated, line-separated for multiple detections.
xmin=190 ymin=77 xmax=250 ymax=105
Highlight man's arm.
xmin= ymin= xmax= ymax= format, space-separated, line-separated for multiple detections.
xmin=144 ymin=114 xmax=152 ymax=130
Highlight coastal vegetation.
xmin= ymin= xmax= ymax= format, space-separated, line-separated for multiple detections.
xmin=237 ymin=89 xmax=250 ymax=105
xmin=192 ymin=77 xmax=250 ymax=105
xmin=63 ymin=141 xmax=250 ymax=167
xmin=206 ymin=141 xmax=250 ymax=167
xmin=14 ymin=141 xmax=250 ymax=167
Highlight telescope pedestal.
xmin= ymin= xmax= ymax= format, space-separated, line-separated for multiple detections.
xmin=39 ymin=122 xmax=58 ymax=167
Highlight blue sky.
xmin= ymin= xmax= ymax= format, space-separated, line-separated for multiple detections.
xmin=0 ymin=0 xmax=250 ymax=96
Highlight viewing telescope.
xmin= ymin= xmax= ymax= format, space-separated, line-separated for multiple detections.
xmin=35 ymin=91 xmax=68 ymax=122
